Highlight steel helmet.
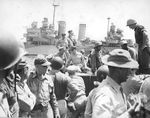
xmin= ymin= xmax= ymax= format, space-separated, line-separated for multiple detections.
xmin=51 ymin=56 xmax=64 ymax=70
xmin=96 ymin=65 xmax=109 ymax=82
xmin=116 ymin=28 xmax=123 ymax=33
xmin=97 ymin=65 xmax=109 ymax=77
xmin=0 ymin=29 xmax=27 ymax=70
xmin=127 ymin=19 xmax=137 ymax=26
xmin=140 ymin=76 xmax=150 ymax=111
xmin=94 ymin=42 xmax=102 ymax=48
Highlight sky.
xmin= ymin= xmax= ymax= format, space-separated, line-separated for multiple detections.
xmin=0 ymin=0 xmax=150 ymax=41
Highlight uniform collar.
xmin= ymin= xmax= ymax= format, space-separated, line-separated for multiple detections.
xmin=32 ymin=71 xmax=48 ymax=81
xmin=105 ymin=76 xmax=121 ymax=92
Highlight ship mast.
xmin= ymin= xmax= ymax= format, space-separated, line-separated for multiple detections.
xmin=107 ymin=17 xmax=111 ymax=37
xmin=52 ymin=0 xmax=59 ymax=29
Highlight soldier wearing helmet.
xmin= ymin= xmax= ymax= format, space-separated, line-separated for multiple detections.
xmin=89 ymin=42 xmax=103 ymax=74
xmin=0 ymin=29 xmax=27 ymax=118
xmin=127 ymin=19 xmax=137 ymax=27
xmin=127 ymin=19 xmax=150 ymax=74
xmin=49 ymin=57 xmax=79 ymax=118
xmin=67 ymin=30 xmax=77 ymax=48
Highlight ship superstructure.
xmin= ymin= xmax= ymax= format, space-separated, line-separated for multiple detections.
xmin=25 ymin=18 xmax=56 ymax=45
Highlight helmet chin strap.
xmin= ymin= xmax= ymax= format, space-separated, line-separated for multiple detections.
xmin=14 ymin=59 xmax=23 ymax=91
xmin=14 ymin=63 xmax=19 ymax=92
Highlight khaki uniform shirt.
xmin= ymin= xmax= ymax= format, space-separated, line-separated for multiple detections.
xmin=90 ymin=50 xmax=102 ymax=73
xmin=92 ymin=76 xmax=129 ymax=118
xmin=67 ymin=52 xmax=85 ymax=67
xmin=67 ymin=75 xmax=86 ymax=102
xmin=0 ymin=79 xmax=11 ymax=118
xmin=56 ymin=38 xmax=68 ymax=48
xmin=16 ymin=80 xmax=36 ymax=116
xmin=27 ymin=72 xmax=59 ymax=115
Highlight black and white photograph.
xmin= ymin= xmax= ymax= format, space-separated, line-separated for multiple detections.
xmin=0 ymin=0 xmax=150 ymax=118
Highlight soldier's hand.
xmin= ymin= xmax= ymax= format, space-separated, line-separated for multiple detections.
xmin=67 ymin=102 xmax=76 ymax=112
xmin=55 ymin=114 xmax=60 ymax=118
xmin=127 ymin=94 xmax=142 ymax=117
xmin=128 ymin=94 xmax=141 ymax=109
xmin=93 ymin=81 xmax=101 ymax=87
xmin=16 ymin=74 xmax=21 ymax=81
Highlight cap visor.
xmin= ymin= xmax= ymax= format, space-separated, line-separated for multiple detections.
xmin=41 ymin=61 xmax=51 ymax=66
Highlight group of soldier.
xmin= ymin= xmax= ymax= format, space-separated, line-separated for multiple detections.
xmin=0 ymin=18 xmax=150 ymax=118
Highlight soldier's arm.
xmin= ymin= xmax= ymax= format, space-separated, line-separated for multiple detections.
xmin=0 ymin=91 xmax=11 ymax=118
xmin=141 ymin=30 xmax=149 ymax=50
xmin=91 ymin=54 xmax=97 ymax=74
xmin=73 ymin=38 xmax=77 ymax=46
xmin=27 ymin=73 xmax=33 ymax=89
xmin=56 ymin=40 xmax=60 ymax=48
xmin=84 ymin=89 xmax=94 ymax=118
xmin=81 ymin=54 xmax=86 ymax=67
xmin=50 ymin=86 xmax=60 ymax=118
xmin=66 ymin=78 xmax=79 ymax=102
xmin=0 ymin=92 xmax=3 ymax=104
xmin=66 ymin=55 xmax=72 ymax=67
xmin=0 ymin=81 xmax=8 ymax=104
xmin=67 ymin=38 xmax=71 ymax=47
xmin=26 ymin=84 xmax=36 ymax=110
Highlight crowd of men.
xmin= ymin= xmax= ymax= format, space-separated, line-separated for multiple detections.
xmin=0 ymin=19 xmax=150 ymax=118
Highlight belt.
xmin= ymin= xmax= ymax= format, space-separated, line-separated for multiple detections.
xmin=32 ymin=103 xmax=49 ymax=112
